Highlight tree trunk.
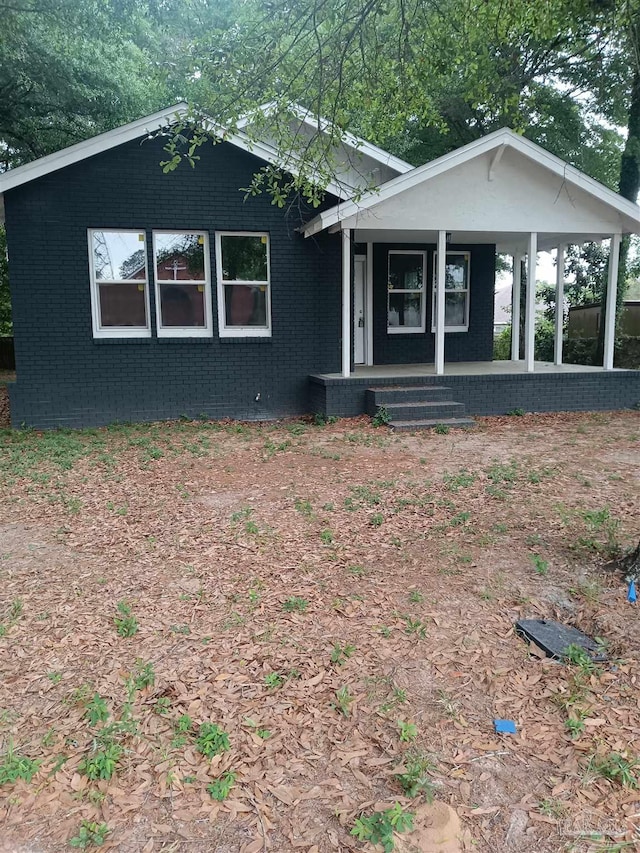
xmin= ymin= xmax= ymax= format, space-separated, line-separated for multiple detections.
xmin=594 ymin=64 xmax=640 ymax=363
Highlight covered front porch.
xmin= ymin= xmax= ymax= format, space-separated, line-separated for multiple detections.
xmin=309 ymin=360 xmax=640 ymax=423
xmin=302 ymin=128 xmax=640 ymax=384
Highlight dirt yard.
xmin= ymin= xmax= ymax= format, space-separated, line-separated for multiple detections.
xmin=0 ymin=412 xmax=639 ymax=853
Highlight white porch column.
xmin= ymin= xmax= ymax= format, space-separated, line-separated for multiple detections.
xmin=366 ymin=242 xmax=374 ymax=366
xmin=603 ymin=233 xmax=622 ymax=371
xmin=435 ymin=229 xmax=447 ymax=375
xmin=511 ymin=252 xmax=522 ymax=361
xmin=554 ymin=245 xmax=565 ymax=366
xmin=524 ymin=232 xmax=537 ymax=372
xmin=341 ymin=228 xmax=351 ymax=377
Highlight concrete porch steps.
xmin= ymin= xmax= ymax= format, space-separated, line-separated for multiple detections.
xmin=365 ymin=384 xmax=476 ymax=431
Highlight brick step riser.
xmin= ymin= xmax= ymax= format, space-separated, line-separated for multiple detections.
xmin=366 ymin=387 xmax=453 ymax=405
xmin=382 ymin=402 xmax=465 ymax=420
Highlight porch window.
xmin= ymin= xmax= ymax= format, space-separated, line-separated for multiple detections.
xmin=215 ymin=232 xmax=271 ymax=337
xmin=153 ymin=231 xmax=212 ymax=337
xmin=432 ymin=251 xmax=470 ymax=332
xmin=89 ymin=229 xmax=151 ymax=338
xmin=387 ymin=250 xmax=426 ymax=333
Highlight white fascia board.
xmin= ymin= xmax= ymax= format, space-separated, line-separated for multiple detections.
xmin=0 ymin=102 xmax=355 ymax=213
xmin=0 ymin=103 xmax=190 ymax=195
xmin=302 ymin=127 xmax=640 ymax=237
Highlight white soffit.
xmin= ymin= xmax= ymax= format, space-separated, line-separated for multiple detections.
xmin=302 ymin=128 xmax=640 ymax=237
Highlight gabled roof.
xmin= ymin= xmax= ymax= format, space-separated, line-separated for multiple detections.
xmin=0 ymin=102 xmax=411 ymax=220
xmin=302 ymin=127 xmax=640 ymax=237
xmin=237 ymin=102 xmax=413 ymax=175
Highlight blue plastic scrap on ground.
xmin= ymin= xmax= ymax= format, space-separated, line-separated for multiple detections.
xmin=628 ymin=580 xmax=637 ymax=603
xmin=494 ymin=719 xmax=517 ymax=734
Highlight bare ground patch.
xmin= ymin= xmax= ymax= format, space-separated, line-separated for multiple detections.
xmin=0 ymin=412 xmax=639 ymax=852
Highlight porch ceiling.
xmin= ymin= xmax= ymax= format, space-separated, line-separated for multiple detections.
xmin=351 ymin=229 xmax=614 ymax=253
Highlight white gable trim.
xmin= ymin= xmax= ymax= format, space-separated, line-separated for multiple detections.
xmin=236 ymin=102 xmax=413 ymax=175
xmin=0 ymin=103 xmax=355 ymax=210
xmin=302 ymin=128 xmax=640 ymax=237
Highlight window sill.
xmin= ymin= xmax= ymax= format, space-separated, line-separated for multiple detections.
xmin=387 ymin=328 xmax=426 ymax=335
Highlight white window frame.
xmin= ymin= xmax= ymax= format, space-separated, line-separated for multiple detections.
xmin=152 ymin=231 xmax=212 ymax=338
xmin=215 ymin=231 xmax=271 ymax=338
xmin=387 ymin=250 xmax=427 ymax=334
xmin=88 ymin=229 xmax=151 ymax=339
xmin=431 ymin=250 xmax=471 ymax=333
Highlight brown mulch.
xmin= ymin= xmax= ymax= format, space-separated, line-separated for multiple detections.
xmin=0 ymin=411 xmax=639 ymax=852
xmin=0 ymin=383 xmax=9 ymax=428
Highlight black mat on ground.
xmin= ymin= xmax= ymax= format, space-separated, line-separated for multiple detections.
xmin=515 ymin=618 xmax=607 ymax=662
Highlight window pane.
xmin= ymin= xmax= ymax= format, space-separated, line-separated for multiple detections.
xmin=388 ymin=253 xmax=423 ymax=291
xmin=224 ymin=284 xmax=267 ymax=326
xmin=99 ymin=283 xmax=147 ymax=327
xmin=156 ymin=233 xmax=205 ymax=280
xmin=388 ymin=291 xmax=422 ymax=328
xmin=221 ymin=235 xmax=268 ymax=281
xmin=445 ymin=254 xmax=469 ymax=291
xmin=159 ymin=283 xmax=205 ymax=327
xmin=93 ymin=231 xmax=146 ymax=281
xmin=445 ymin=291 xmax=467 ymax=326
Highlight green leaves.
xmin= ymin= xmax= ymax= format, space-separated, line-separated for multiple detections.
xmin=351 ymin=803 xmax=415 ymax=853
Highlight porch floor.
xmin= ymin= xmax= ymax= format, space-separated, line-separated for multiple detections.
xmin=318 ymin=360 xmax=631 ymax=380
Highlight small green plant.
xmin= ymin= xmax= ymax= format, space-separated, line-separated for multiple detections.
xmin=538 ymin=798 xmax=568 ymax=818
xmin=294 ymin=497 xmax=313 ymax=517
xmin=195 ymin=723 xmax=230 ymax=758
xmin=154 ymin=697 xmax=171 ymax=715
xmin=332 ymin=686 xmax=354 ymax=717
xmin=69 ymin=820 xmax=110 ymax=849
xmin=408 ymin=590 xmax=424 ymax=604
xmin=434 ymin=423 xmax=450 ymax=435
xmin=403 ymin=615 xmax=427 ymax=638
xmin=396 ymin=748 xmax=439 ymax=800
xmin=85 ymin=694 xmax=109 ymax=726
xmin=175 ymin=714 xmax=193 ymax=733
xmin=128 ymin=660 xmax=155 ymax=692
xmin=565 ymin=717 xmax=586 ymax=739
xmin=330 ymin=643 xmax=356 ymax=666
xmin=47 ymin=671 xmax=63 ymax=684
xmin=0 ymin=598 xmax=23 ymax=636
xmin=0 ymin=744 xmax=40 ymax=785
xmin=507 ymin=407 xmax=525 ymax=416
xmin=378 ymin=625 xmax=392 ymax=638
xmin=449 ymin=511 xmax=470 ymax=526
xmin=443 ymin=470 xmax=476 ymax=492
xmin=231 ymin=506 xmax=253 ymax=522
xmin=590 ymin=752 xmax=639 ymax=788
xmin=207 ymin=771 xmax=237 ymax=801
xmin=371 ymin=405 xmax=390 ymax=427
xmin=397 ymin=720 xmax=418 ymax=742
xmin=282 ymin=596 xmax=308 ymax=612
xmin=78 ymin=743 xmax=122 ymax=781
xmin=370 ymin=512 xmax=384 ymax=527
xmin=245 ymin=520 xmax=259 ymax=535
xmin=529 ymin=553 xmax=549 ymax=575
xmin=113 ymin=601 xmax=138 ymax=637
xmin=264 ymin=671 xmax=285 ymax=689
xmin=351 ymin=803 xmax=414 ymax=853
xmin=564 ymin=643 xmax=599 ymax=674
xmin=320 ymin=528 xmax=334 ymax=545
xmin=348 ymin=564 xmax=367 ymax=576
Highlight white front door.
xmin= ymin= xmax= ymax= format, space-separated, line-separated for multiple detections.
xmin=354 ymin=255 xmax=366 ymax=364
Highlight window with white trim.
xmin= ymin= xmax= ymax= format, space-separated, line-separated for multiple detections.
xmin=387 ymin=250 xmax=426 ymax=333
xmin=431 ymin=251 xmax=470 ymax=332
xmin=153 ymin=231 xmax=212 ymax=337
xmin=215 ymin=232 xmax=271 ymax=337
xmin=89 ymin=230 xmax=150 ymax=338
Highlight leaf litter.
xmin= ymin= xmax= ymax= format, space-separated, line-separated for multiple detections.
xmin=0 ymin=411 xmax=639 ymax=852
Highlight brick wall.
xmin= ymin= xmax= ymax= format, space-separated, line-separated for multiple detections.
xmin=371 ymin=242 xmax=495 ymax=365
xmin=310 ymin=371 xmax=640 ymax=418
xmin=5 ymin=137 xmax=343 ymax=428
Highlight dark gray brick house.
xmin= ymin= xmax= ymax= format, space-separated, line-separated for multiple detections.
xmin=1 ymin=104 xmax=639 ymax=429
